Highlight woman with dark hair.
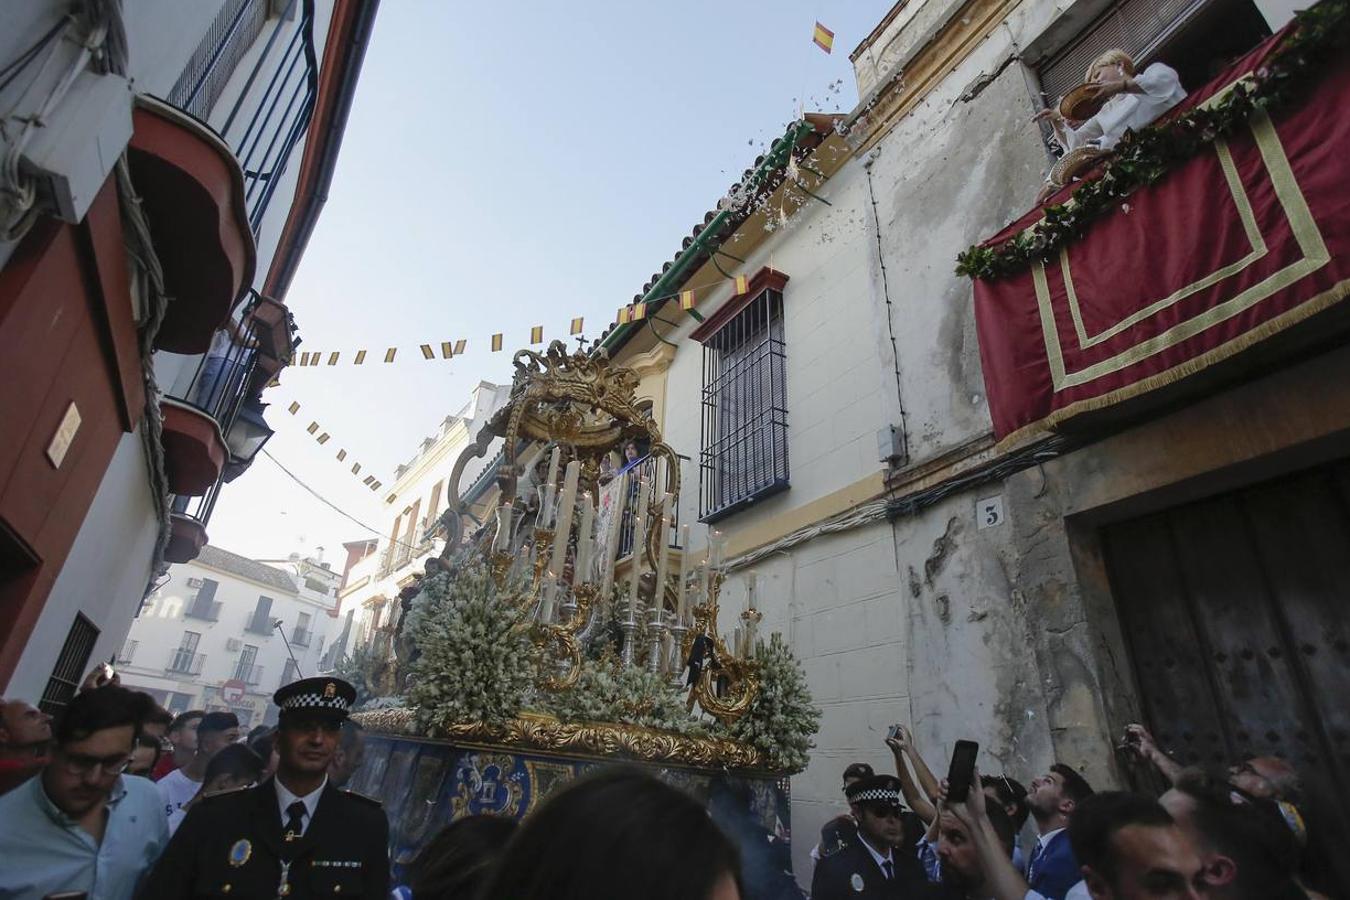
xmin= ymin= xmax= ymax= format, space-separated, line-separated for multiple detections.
xmin=479 ymin=766 xmax=743 ymax=900
xmin=392 ymin=814 xmax=516 ymax=899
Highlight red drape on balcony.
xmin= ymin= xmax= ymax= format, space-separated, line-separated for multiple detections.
xmin=972 ymin=28 xmax=1350 ymax=441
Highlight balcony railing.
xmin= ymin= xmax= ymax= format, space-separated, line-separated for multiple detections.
xmin=168 ymin=0 xmax=319 ymax=237
xmin=291 ymin=628 xmax=312 ymax=647
xmin=244 ymin=614 xmax=274 ymax=636
xmin=118 ymin=640 xmax=138 ymax=665
xmin=616 ymin=454 xmax=689 ymax=559
xmin=233 ymin=662 xmax=264 ymax=685
xmin=166 ymin=650 xmax=206 ymax=676
xmin=184 ymin=599 xmax=222 ymax=621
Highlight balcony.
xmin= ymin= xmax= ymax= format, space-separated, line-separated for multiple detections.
xmin=183 ymin=599 xmax=222 ymax=622
xmin=244 ymin=613 xmax=275 ymax=636
xmin=616 ymin=454 xmax=688 ymax=559
xmin=967 ymin=24 xmax=1350 ymax=441
xmin=291 ymin=627 xmax=312 ymax=647
xmin=232 ymin=662 xmax=264 ymax=685
xmin=166 ymin=650 xmax=206 ymax=676
xmin=117 ymin=640 xmax=138 ymax=665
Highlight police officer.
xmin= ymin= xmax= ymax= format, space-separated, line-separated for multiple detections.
xmin=138 ymin=677 xmax=389 ymax=899
xmin=810 ymin=775 xmax=927 ymax=899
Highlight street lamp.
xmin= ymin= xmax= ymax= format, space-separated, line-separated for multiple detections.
xmin=226 ymin=398 xmax=274 ymax=463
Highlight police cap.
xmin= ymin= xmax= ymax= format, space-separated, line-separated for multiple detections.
xmin=273 ymin=677 xmax=356 ymax=722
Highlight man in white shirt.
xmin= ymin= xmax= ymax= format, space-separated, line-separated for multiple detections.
xmin=157 ymin=710 xmax=238 ymax=833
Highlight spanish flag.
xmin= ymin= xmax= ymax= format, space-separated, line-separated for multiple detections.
xmin=812 ymin=21 xmax=834 ymax=53
xmin=287 ymin=401 xmax=300 ymax=415
xmin=307 ymin=422 xmax=319 ymax=434
xmin=734 ymin=274 xmax=749 ymax=295
xmin=317 ymin=433 xmax=330 ymax=445
xmin=328 ymin=352 xmax=340 ymax=366
xmin=679 ymin=290 xmax=696 ymax=311
xmin=530 ymin=325 xmax=544 ymax=344
xmin=384 ymin=347 xmax=397 ymax=363
xmin=354 ymin=350 xmax=367 ymax=365
xmin=633 ymin=301 xmax=647 ymax=321
xmin=441 ymin=341 xmax=454 ymax=359
xmin=454 ymin=339 xmax=466 ymax=355
xmin=617 ymin=306 xmax=631 ymax=325
xmin=420 ymin=344 xmax=434 ymax=360
xmin=491 ymin=333 xmax=504 ymax=352
xmin=570 ymin=316 xmax=584 ymax=335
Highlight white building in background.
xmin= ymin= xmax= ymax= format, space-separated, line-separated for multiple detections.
xmin=119 ymin=545 xmax=341 ymax=727
xmin=337 ymin=381 xmax=511 ymax=659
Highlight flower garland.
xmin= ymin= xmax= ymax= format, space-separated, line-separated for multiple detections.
xmin=729 ymin=633 xmax=822 ymax=772
xmin=406 ymin=565 xmax=539 ymax=731
xmin=538 ymin=655 xmax=706 ymax=736
xmin=955 ymin=0 xmax=1350 ymax=281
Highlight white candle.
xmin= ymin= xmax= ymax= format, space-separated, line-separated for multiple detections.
xmin=599 ymin=473 xmax=629 ymax=597
xmin=574 ymin=492 xmax=595 ymax=585
xmin=709 ymin=529 xmax=725 ymax=569
xmin=746 ymin=572 xmax=758 ymax=611
xmin=676 ymin=525 xmax=691 ymax=624
xmin=734 ymin=624 xmax=744 ymax=656
xmin=628 ymin=478 xmax=649 ymax=622
xmin=653 ymin=511 xmax=672 ymax=616
xmin=540 ymin=571 xmax=557 ymax=624
xmin=542 ymin=446 xmax=561 ymax=525
xmin=548 ymin=460 xmax=581 ymax=582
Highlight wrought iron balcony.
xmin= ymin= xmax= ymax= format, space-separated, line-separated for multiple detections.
xmin=117 ymin=640 xmax=139 ymax=665
xmin=166 ymin=0 xmax=319 ymax=238
xmin=616 ymin=453 xmax=689 ymax=559
xmin=233 ymin=662 xmax=264 ymax=685
xmin=166 ymin=650 xmax=206 ymax=676
xmin=244 ymin=613 xmax=275 ymax=636
xmin=291 ymin=627 xmax=312 ymax=647
xmin=183 ymin=599 xmax=222 ymax=622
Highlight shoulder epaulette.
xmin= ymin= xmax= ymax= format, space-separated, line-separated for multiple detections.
xmin=200 ymin=784 xmax=253 ymax=801
xmin=342 ymin=788 xmax=383 ymax=807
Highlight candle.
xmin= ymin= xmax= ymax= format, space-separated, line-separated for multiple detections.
xmin=709 ymin=529 xmax=725 ymax=569
xmin=542 ymin=446 xmax=561 ymax=525
xmin=676 ymin=525 xmax=691 ymax=624
xmin=628 ymin=478 xmax=649 ymax=622
xmin=746 ymin=572 xmax=758 ymax=611
xmin=599 ymin=473 xmax=629 ymax=597
xmin=540 ymin=571 xmax=557 ymax=624
xmin=548 ymin=460 xmax=581 ymax=584
xmin=733 ymin=625 xmax=744 ymax=656
xmin=492 ymin=503 xmax=514 ymax=552
xmin=653 ymin=511 xmax=672 ymax=617
xmin=574 ymin=492 xmax=595 ymax=585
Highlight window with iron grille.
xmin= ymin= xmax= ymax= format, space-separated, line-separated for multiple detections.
xmin=696 ymin=272 xmax=789 ymax=522
xmin=39 ymin=614 xmax=100 ymax=715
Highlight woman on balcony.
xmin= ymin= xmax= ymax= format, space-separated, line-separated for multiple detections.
xmin=1033 ymin=49 xmax=1187 ymax=201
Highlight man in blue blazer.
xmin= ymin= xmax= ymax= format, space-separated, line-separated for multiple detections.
xmin=1024 ymin=764 xmax=1095 ymax=900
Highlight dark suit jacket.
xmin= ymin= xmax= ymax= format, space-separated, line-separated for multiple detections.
xmin=810 ymin=840 xmax=928 ymax=900
xmin=137 ymin=777 xmax=390 ymax=899
xmin=1026 ymin=830 xmax=1081 ymax=900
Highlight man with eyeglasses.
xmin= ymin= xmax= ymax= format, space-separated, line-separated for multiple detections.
xmin=0 ymin=685 xmax=168 ymax=899
xmin=812 ymin=775 xmax=928 ymax=898
xmin=139 ymin=676 xmax=390 ymax=899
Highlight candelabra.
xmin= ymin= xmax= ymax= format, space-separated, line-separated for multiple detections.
xmin=646 ymin=599 xmax=667 ymax=674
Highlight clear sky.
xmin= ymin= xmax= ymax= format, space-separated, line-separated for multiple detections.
xmin=208 ymin=0 xmax=896 ymax=565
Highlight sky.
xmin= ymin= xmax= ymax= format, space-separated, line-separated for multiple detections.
xmin=208 ymin=0 xmax=896 ymax=565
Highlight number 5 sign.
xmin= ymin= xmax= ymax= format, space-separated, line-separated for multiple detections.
xmin=976 ymin=495 xmax=1005 ymax=529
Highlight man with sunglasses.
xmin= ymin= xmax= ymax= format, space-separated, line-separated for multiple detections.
xmin=0 ymin=685 xmax=169 ymax=899
xmin=812 ymin=775 xmax=928 ymax=898
xmin=139 ymin=676 xmax=390 ymax=899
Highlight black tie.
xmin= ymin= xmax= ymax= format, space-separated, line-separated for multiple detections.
xmin=284 ymin=800 xmax=306 ymax=843
xmin=882 ymin=859 xmax=894 ymax=881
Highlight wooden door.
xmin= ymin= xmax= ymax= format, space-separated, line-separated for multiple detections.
xmin=1102 ymin=460 xmax=1350 ymax=892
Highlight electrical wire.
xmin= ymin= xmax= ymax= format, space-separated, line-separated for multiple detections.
xmin=260 ymin=449 xmax=426 ymax=554
xmin=0 ymin=18 xmax=67 ymax=97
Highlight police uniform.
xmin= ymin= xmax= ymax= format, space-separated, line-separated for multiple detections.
xmin=810 ymin=777 xmax=927 ymax=900
xmin=138 ymin=678 xmax=390 ymax=899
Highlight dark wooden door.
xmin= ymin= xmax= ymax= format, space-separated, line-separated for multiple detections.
xmin=1102 ymin=460 xmax=1350 ymax=892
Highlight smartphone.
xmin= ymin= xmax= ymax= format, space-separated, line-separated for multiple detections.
xmin=946 ymin=739 xmax=979 ymax=802
xmin=886 ymin=724 xmax=900 ymax=741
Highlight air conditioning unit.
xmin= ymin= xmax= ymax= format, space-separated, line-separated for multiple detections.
xmin=186 ymin=577 xmax=204 ymax=589
xmin=225 ymin=638 xmax=243 ymax=652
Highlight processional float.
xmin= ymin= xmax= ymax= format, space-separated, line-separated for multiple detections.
xmin=349 ymin=342 xmax=810 ymax=883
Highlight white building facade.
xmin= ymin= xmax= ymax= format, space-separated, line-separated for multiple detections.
xmin=337 ymin=381 xmax=512 ymax=659
xmin=120 ymin=545 xmax=341 ymax=727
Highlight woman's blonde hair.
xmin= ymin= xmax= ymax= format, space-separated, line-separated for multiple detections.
xmin=1086 ymin=48 xmax=1136 ymax=82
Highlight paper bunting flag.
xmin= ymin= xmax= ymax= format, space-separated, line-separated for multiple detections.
xmin=307 ymin=422 xmax=319 ymax=434
xmin=351 ymin=463 xmax=361 ymax=475
xmin=680 ymin=290 xmax=696 ymax=310
xmin=337 ymin=449 xmax=347 ymax=461
xmin=441 ymin=341 xmax=454 ymax=358
xmin=632 ymin=302 xmax=647 ymax=321
xmin=287 ymin=401 xmax=300 ymax=414
xmin=454 ymin=339 xmax=466 ymax=354
xmin=570 ymin=316 xmax=584 ymax=335
xmin=317 ymin=433 xmax=330 ymax=444
xmin=354 ymin=350 xmax=367 ymax=365
xmin=813 ymin=21 xmax=834 ymax=53
xmin=734 ymin=274 xmax=749 ymax=295
xmin=530 ymin=325 xmax=544 ymax=344
xmin=384 ymin=347 xmax=397 ymax=363
xmin=419 ymin=344 xmax=434 ymax=359
xmin=491 ymin=333 xmax=503 ymax=351
xmin=328 ymin=352 xmax=340 ymax=365
xmin=617 ymin=306 xmax=631 ymax=325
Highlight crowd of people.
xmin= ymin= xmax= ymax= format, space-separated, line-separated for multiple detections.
xmin=0 ymin=666 xmax=1337 ymax=900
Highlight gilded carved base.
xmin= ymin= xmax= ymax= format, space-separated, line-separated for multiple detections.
xmin=352 ymin=707 xmax=772 ymax=772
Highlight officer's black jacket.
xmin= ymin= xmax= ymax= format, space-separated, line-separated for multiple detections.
xmin=137 ymin=776 xmax=389 ymax=899
xmin=810 ymin=840 xmax=929 ymax=900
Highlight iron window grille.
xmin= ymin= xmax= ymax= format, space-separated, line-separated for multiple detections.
xmin=39 ymin=614 xmax=100 ymax=715
xmin=698 ymin=281 xmax=789 ymax=522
